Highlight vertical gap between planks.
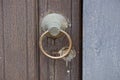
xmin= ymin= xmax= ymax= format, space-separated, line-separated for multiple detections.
xmin=1 ymin=0 xmax=5 ymax=79
xmin=70 ymin=0 xmax=72 ymax=80
xmin=70 ymin=0 xmax=72 ymax=79
xmin=36 ymin=0 xmax=40 ymax=79
xmin=25 ymin=0 xmax=28 ymax=80
xmin=79 ymin=0 xmax=83 ymax=80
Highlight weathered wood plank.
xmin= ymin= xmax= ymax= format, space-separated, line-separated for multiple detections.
xmin=0 ymin=0 xmax=37 ymax=80
xmin=39 ymin=0 xmax=72 ymax=79
xmin=0 ymin=0 xmax=4 ymax=80
xmin=83 ymin=0 xmax=120 ymax=80
xmin=47 ymin=0 xmax=72 ymax=80
xmin=39 ymin=0 xmax=80 ymax=80
xmin=2 ymin=0 xmax=38 ymax=80
xmin=3 ymin=0 xmax=27 ymax=80
xmin=39 ymin=1 xmax=49 ymax=80
xmin=71 ymin=0 xmax=81 ymax=80
xmin=26 ymin=0 xmax=38 ymax=80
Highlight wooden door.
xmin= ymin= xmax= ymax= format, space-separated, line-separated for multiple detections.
xmin=0 ymin=0 xmax=82 ymax=80
xmin=39 ymin=0 xmax=82 ymax=80
xmin=0 ymin=0 xmax=38 ymax=80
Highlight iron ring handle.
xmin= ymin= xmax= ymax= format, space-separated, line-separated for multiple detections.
xmin=39 ymin=30 xmax=72 ymax=59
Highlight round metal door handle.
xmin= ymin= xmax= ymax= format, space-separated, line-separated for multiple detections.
xmin=39 ymin=30 xmax=72 ymax=59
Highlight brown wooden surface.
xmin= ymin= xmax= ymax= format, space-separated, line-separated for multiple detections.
xmin=0 ymin=0 xmax=81 ymax=80
xmin=0 ymin=0 xmax=38 ymax=80
xmin=0 ymin=0 xmax=4 ymax=80
xmin=39 ymin=0 xmax=81 ymax=80
xmin=71 ymin=0 xmax=81 ymax=80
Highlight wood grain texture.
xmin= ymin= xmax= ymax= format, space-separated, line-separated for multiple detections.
xmin=71 ymin=0 xmax=81 ymax=80
xmin=0 ymin=0 xmax=37 ymax=80
xmin=83 ymin=0 xmax=120 ymax=80
xmin=26 ymin=0 xmax=38 ymax=80
xmin=0 ymin=0 xmax=4 ymax=80
xmin=39 ymin=0 xmax=81 ymax=80
xmin=3 ymin=0 xmax=27 ymax=79
xmin=39 ymin=1 xmax=49 ymax=80
xmin=47 ymin=0 xmax=72 ymax=80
